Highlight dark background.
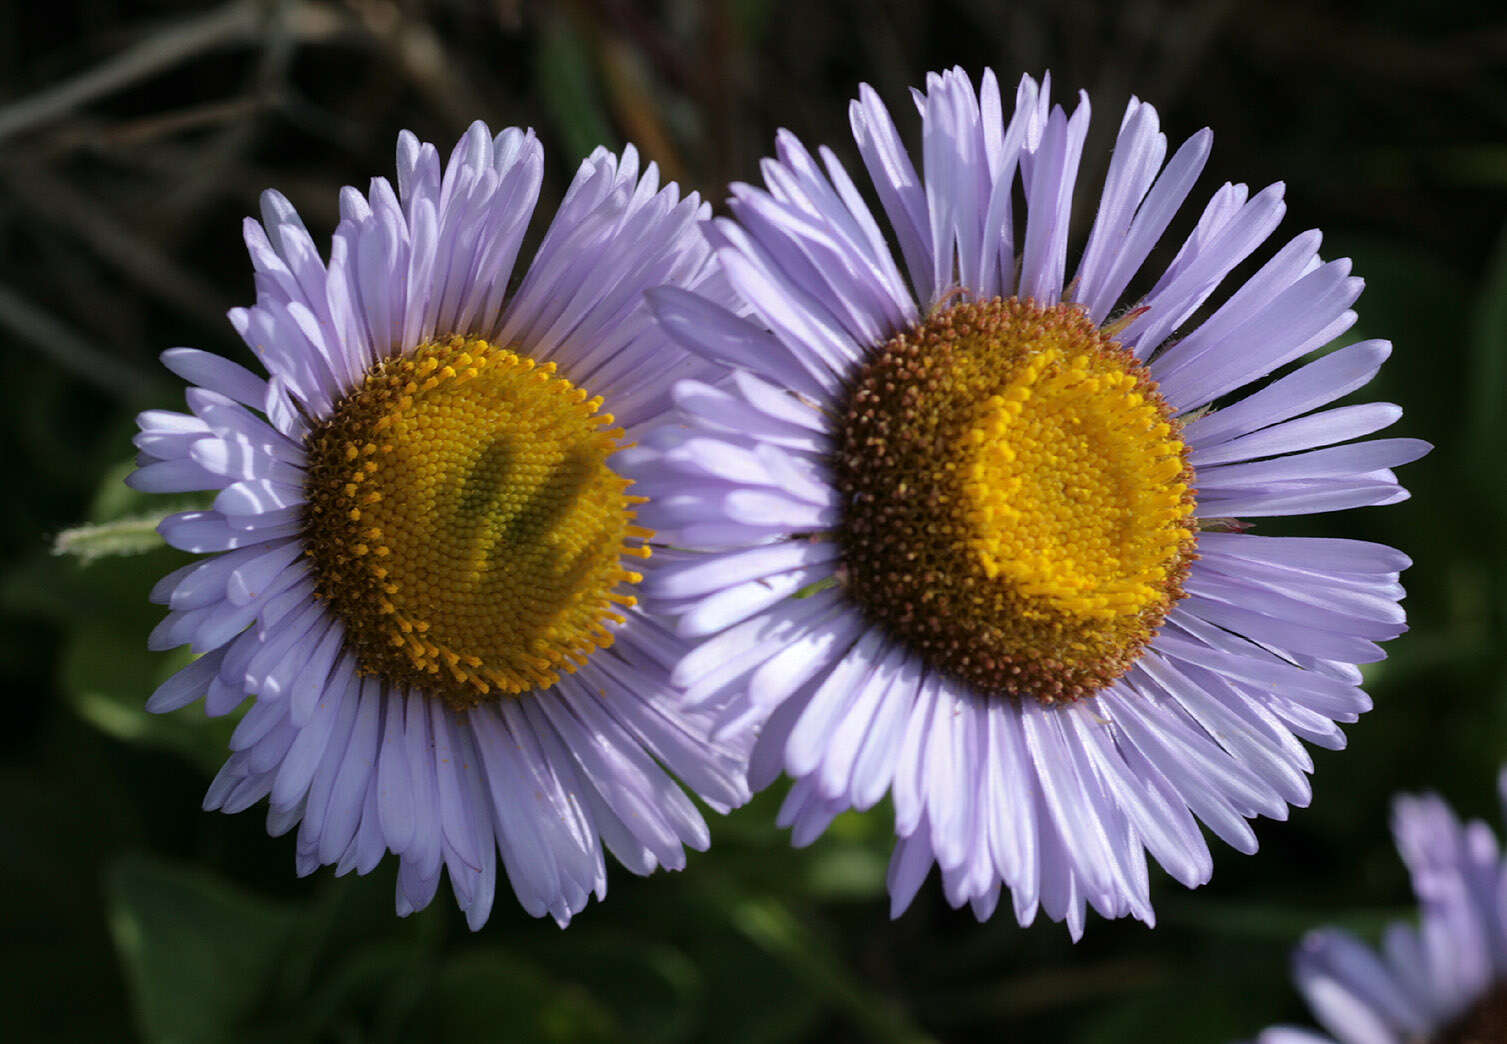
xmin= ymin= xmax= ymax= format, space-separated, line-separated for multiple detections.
xmin=2 ymin=1 xmax=1504 ymax=1041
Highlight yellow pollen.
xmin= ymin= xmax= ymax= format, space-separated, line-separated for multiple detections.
xmin=301 ymin=335 xmax=651 ymax=709
xmin=962 ymin=348 xmax=1192 ymax=620
xmin=833 ymin=297 xmax=1197 ymax=703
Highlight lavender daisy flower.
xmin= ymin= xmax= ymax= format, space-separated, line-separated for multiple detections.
xmin=1255 ymin=773 xmax=1507 ymax=1044
xmin=628 ymin=69 xmax=1428 ymax=935
xmin=127 ymin=123 xmax=751 ymax=928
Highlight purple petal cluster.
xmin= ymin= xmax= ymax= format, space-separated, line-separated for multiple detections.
xmin=1256 ymin=773 xmax=1507 ymax=1043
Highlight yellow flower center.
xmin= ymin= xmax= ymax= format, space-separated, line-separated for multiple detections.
xmin=833 ymin=297 xmax=1196 ymax=703
xmin=301 ymin=336 xmax=650 ymax=709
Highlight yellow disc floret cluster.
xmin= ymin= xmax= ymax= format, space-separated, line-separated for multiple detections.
xmin=832 ymin=297 xmax=1196 ymax=703
xmin=964 ymin=346 xmax=1193 ymax=618
xmin=300 ymin=336 xmax=650 ymax=710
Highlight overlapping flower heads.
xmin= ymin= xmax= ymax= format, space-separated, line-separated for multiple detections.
xmin=1255 ymin=773 xmax=1507 ymax=1043
xmin=129 ymin=123 xmax=751 ymax=927
xmin=630 ymin=69 xmax=1428 ymax=934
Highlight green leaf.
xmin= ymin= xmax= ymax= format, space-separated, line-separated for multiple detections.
xmin=62 ymin=621 xmax=237 ymax=774
xmin=1436 ymin=144 xmax=1507 ymax=187
xmin=537 ymin=14 xmax=617 ymax=163
xmin=107 ymin=855 xmax=298 ymax=1044
xmin=429 ymin=950 xmax=617 ymax=1043
xmin=803 ymin=844 xmax=887 ymax=900
xmin=725 ymin=894 xmax=937 ymax=1044
xmin=1157 ymin=897 xmax=1411 ymax=941
xmin=2 ymin=536 xmax=186 ymax=628
xmin=3 ymin=459 xmax=237 ymax=768
xmin=89 ymin=458 xmax=211 ymax=522
xmin=55 ymin=459 xmax=211 ymax=562
xmin=531 ymin=935 xmax=703 ymax=1044
xmin=1 ymin=540 xmax=237 ymax=771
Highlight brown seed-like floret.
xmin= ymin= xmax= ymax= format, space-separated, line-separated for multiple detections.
xmin=831 ymin=297 xmax=1197 ymax=703
xmin=1435 ymin=979 xmax=1507 ymax=1044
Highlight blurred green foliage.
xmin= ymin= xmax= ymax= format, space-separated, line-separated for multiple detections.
xmin=3 ymin=1 xmax=1506 ymax=1042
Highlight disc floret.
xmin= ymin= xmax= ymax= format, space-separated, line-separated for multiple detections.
xmin=833 ymin=297 xmax=1196 ymax=702
xmin=301 ymin=336 xmax=651 ymax=709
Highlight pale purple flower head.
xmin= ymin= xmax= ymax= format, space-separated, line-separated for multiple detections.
xmin=1254 ymin=772 xmax=1507 ymax=1044
xmin=128 ymin=123 xmax=751 ymax=928
xmin=628 ymin=69 xmax=1428 ymax=935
